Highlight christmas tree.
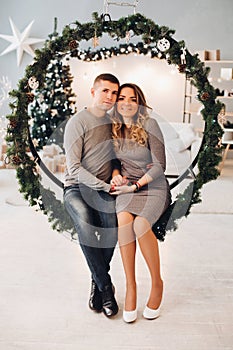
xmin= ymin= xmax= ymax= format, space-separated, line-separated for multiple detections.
xmin=30 ymin=56 xmax=76 ymax=149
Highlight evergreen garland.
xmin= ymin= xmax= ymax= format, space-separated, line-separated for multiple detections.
xmin=5 ymin=12 xmax=223 ymax=240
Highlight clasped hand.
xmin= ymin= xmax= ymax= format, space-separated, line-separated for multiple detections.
xmin=110 ymin=175 xmax=134 ymax=195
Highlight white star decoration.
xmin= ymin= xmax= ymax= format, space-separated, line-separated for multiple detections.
xmin=0 ymin=18 xmax=44 ymax=66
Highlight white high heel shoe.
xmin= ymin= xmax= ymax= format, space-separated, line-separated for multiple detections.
xmin=143 ymin=305 xmax=161 ymax=320
xmin=123 ymin=309 xmax=137 ymax=323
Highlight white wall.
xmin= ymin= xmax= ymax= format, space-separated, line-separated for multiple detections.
xmin=68 ymin=54 xmax=185 ymax=122
xmin=0 ymin=0 xmax=233 ymax=123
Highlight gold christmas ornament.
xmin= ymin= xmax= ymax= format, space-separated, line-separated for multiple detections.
xmin=125 ymin=31 xmax=131 ymax=44
xmin=92 ymin=30 xmax=99 ymax=48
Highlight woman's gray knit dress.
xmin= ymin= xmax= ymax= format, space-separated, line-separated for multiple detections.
xmin=114 ymin=117 xmax=171 ymax=226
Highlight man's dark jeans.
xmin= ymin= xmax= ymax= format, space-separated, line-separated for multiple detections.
xmin=64 ymin=185 xmax=117 ymax=291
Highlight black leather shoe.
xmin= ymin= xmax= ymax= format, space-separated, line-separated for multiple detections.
xmin=102 ymin=284 xmax=118 ymax=317
xmin=89 ymin=280 xmax=102 ymax=312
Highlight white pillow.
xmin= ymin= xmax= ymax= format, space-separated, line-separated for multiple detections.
xmin=166 ymin=138 xmax=185 ymax=152
xmin=177 ymin=124 xmax=197 ymax=150
xmin=158 ymin=122 xmax=179 ymax=141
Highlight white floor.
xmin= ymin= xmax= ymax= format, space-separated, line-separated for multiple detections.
xmin=0 ymin=160 xmax=233 ymax=350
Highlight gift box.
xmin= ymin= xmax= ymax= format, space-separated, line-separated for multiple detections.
xmin=43 ymin=156 xmax=56 ymax=173
xmin=43 ymin=145 xmax=57 ymax=157
xmin=42 ymin=144 xmax=62 ymax=157
xmin=41 ymin=144 xmax=66 ymax=173
xmin=54 ymin=154 xmax=66 ymax=164
xmin=56 ymin=164 xmax=66 ymax=173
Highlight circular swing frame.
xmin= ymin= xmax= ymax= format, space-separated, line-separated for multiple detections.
xmin=5 ymin=12 xmax=223 ymax=238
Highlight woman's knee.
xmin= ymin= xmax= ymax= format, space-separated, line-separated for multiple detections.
xmin=117 ymin=212 xmax=134 ymax=227
xmin=133 ymin=216 xmax=151 ymax=238
xmin=117 ymin=212 xmax=135 ymax=245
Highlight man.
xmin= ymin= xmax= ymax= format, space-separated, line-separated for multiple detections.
xmin=63 ymin=73 xmax=119 ymax=317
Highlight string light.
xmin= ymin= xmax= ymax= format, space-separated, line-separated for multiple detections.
xmin=0 ymin=76 xmax=11 ymax=140
xmin=70 ymin=42 xmax=161 ymax=62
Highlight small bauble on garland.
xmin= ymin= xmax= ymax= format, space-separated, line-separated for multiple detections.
xmin=157 ymin=37 xmax=170 ymax=52
xmin=28 ymin=76 xmax=39 ymax=90
xmin=5 ymin=12 xmax=223 ymax=240
xmin=92 ymin=31 xmax=99 ymax=48
xmin=180 ymin=47 xmax=186 ymax=64
xmin=100 ymin=13 xmax=112 ymax=25
xmin=218 ymin=110 xmax=226 ymax=125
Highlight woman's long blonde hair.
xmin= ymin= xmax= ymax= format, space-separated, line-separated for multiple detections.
xmin=112 ymin=83 xmax=152 ymax=149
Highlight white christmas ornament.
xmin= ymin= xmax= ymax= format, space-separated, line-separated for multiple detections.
xmin=180 ymin=47 xmax=186 ymax=64
xmin=157 ymin=38 xmax=170 ymax=52
xmin=28 ymin=76 xmax=39 ymax=90
xmin=0 ymin=18 xmax=44 ymax=66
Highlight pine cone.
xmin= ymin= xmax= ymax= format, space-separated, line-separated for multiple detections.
xmin=201 ymin=92 xmax=210 ymax=101
xmin=178 ymin=64 xmax=186 ymax=73
xmin=9 ymin=120 xmax=17 ymax=129
xmin=11 ymin=155 xmax=21 ymax=165
xmin=69 ymin=40 xmax=78 ymax=49
xmin=26 ymin=92 xmax=34 ymax=103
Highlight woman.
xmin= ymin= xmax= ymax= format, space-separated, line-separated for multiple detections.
xmin=110 ymin=83 xmax=171 ymax=323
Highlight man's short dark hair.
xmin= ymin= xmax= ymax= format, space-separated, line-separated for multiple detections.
xmin=94 ymin=73 xmax=120 ymax=87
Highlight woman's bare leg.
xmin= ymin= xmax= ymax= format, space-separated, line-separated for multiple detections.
xmin=117 ymin=212 xmax=137 ymax=311
xmin=134 ymin=216 xmax=163 ymax=310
